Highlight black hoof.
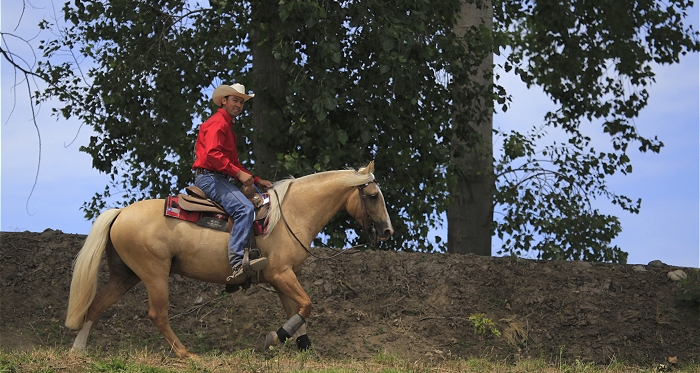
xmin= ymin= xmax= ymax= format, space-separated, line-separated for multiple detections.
xmin=223 ymin=284 xmax=240 ymax=293
xmin=296 ymin=334 xmax=312 ymax=350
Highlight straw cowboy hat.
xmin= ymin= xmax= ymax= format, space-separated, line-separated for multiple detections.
xmin=212 ymin=83 xmax=254 ymax=106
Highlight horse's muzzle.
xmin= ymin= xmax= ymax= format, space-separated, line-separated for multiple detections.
xmin=375 ymin=226 xmax=394 ymax=242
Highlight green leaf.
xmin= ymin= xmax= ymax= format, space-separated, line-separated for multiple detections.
xmin=337 ymin=130 xmax=348 ymax=145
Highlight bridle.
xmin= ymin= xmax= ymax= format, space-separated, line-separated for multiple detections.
xmin=357 ymin=181 xmax=378 ymax=243
xmin=272 ymin=180 xmax=380 ymax=260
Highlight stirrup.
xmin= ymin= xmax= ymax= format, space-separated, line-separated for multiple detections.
xmin=225 ymin=258 xmax=268 ymax=282
xmin=226 ymin=265 xmax=245 ymax=282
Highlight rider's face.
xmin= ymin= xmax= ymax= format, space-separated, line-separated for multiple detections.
xmin=222 ymin=95 xmax=245 ymax=118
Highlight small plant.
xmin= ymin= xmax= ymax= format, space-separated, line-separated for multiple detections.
xmin=676 ymin=269 xmax=700 ymax=310
xmin=373 ymin=326 xmax=385 ymax=336
xmin=372 ymin=350 xmax=401 ymax=365
xmin=468 ymin=313 xmax=501 ymax=337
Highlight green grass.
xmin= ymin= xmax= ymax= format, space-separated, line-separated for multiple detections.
xmin=0 ymin=348 xmax=698 ymax=373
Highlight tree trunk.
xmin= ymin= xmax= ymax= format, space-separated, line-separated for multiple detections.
xmin=250 ymin=0 xmax=286 ymax=180
xmin=447 ymin=0 xmax=494 ymax=255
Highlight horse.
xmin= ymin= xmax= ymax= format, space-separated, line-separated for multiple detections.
xmin=65 ymin=161 xmax=393 ymax=358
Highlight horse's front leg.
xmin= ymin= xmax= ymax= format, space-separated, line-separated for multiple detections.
xmin=274 ymin=290 xmax=312 ymax=350
xmin=264 ymin=269 xmax=312 ymax=350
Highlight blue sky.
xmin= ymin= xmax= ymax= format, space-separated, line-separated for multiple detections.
xmin=2 ymin=2 xmax=698 ymax=267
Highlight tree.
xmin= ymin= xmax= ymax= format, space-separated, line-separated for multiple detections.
xmin=36 ymin=0 xmax=699 ymax=261
xmin=39 ymin=0 xmax=461 ymax=251
xmin=491 ymin=0 xmax=699 ymax=261
xmin=447 ymin=0 xmax=495 ymax=255
xmin=250 ymin=0 xmax=287 ymax=178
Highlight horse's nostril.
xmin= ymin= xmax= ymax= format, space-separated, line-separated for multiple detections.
xmin=384 ymin=228 xmax=394 ymax=237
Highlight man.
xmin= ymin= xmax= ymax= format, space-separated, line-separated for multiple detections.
xmin=193 ymin=83 xmax=272 ymax=281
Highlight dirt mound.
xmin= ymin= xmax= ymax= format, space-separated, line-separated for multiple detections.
xmin=1 ymin=230 xmax=698 ymax=365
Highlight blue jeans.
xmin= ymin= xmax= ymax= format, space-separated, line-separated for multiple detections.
xmin=195 ymin=173 xmax=255 ymax=268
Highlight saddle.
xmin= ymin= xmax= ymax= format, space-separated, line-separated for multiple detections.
xmin=164 ymin=186 xmax=270 ymax=234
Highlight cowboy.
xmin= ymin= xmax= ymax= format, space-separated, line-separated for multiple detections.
xmin=192 ymin=83 xmax=272 ymax=281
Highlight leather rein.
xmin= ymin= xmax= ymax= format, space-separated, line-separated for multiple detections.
xmin=272 ymin=181 xmax=379 ymax=260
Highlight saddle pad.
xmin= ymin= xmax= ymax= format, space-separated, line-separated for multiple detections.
xmin=164 ymin=196 xmax=229 ymax=232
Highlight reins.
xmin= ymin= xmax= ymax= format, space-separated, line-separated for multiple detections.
xmin=272 ymin=182 xmax=378 ymax=260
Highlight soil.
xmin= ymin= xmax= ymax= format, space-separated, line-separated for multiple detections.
xmin=1 ymin=229 xmax=699 ymax=366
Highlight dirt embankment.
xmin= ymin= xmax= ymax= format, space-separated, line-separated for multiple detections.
xmin=1 ymin=230 xmax=698 ymax=365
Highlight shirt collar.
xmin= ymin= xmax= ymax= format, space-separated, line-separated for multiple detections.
xmin=217 ymin=107 xmax=233 ymax=124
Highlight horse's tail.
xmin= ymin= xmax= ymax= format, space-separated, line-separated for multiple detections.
xmin=65 ymin=208 xmax=122 ymax=330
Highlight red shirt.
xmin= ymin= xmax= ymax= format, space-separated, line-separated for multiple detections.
xmin=192 ymin=108 xmax=254 ymax=181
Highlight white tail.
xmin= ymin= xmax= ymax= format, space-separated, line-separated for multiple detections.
xmin=65 ymin=209 xmax=122 ymax=330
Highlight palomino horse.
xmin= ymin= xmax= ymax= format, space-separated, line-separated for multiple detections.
xmin=65 ymin=161 xmax=393 ymax=358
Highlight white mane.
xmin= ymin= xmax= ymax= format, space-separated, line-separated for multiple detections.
xmin=264 ymin=167 xmax=375 ymax=235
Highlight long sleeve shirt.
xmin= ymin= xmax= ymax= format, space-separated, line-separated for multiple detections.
xmin=192 ymin=108 xmax=256 ymax=182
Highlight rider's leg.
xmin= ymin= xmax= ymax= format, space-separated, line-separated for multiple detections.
xmin=194 ymin=173 xmax=263 ymax=277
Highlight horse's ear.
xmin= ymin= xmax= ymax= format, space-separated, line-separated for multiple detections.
xmin=360 ymin=161 xmax=375 ymax=175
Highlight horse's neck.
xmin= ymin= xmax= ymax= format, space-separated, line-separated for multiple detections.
xmin=287 ymin=176 xmax=354 ymax=238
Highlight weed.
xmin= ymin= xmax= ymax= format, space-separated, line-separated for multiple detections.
xmin=676 ymin=268 xmax=700 ymax=311
xmin=469 ymin=313 xmax=501 ymax=337
xmin=372 ymin=350 xmax=401 ymax=365
xmin=0 ymin=353 xmax=18 ymax=373
xmin=559 ymin=358 xmax=598 ymax=373
xmin=374 ymin=326 xmax=385 ymax=335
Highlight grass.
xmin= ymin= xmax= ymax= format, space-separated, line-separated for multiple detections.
xmin=0 ymin=348 xmax=698 ymax=373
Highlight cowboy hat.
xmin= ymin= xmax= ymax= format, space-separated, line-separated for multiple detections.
xmin=212 ymin=83 xmax=254 ymax=106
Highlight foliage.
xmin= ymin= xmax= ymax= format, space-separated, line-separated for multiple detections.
xmin=676 ymin=269 xmax=700 ymax=310
xmin=33 ymin=0 xmax=700 ymax=260
xmin=37 ymin=0 xmax=470 ymax=251
xmin=491 ymin=0 xmax=700 ymax=261
xmin=36 ymin=0 xmax=249 ymax=217
xmin=469 ymin=313 xmax=502 ymax=337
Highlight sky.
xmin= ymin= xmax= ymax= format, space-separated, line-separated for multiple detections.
xmin=2 ymin=2 xmax=699 ymax=268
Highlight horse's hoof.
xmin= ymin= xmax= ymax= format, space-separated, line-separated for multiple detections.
xmin=69 ymin=347 xmax=87 ymax=355
xmin=177 ymin=351 xmax=199 ymax=360
xmin=264 ymin=331 xmax=280 ymax=349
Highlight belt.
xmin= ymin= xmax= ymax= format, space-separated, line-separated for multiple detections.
xmin=195 ymin=168 xmax=230 ymax=178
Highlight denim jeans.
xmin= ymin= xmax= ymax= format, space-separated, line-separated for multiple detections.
xmin=195 ymin=173 xmax=255 ymax=268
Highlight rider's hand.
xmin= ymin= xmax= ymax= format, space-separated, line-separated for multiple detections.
xmin=256 ymin=178 xmax=273 ymax=189
xmin=236 ymin=171 xmax=254 ymax=187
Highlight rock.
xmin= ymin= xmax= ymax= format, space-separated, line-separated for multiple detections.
xmin=667 ymin=270 xmax=688 ymax=282
xmin=40 ymin=229 xmax=58 ymax=238
xmin=648 ymin=260 xmax=665 ymax=268
xmin=633 ymin=265 xmax=647 ymax=272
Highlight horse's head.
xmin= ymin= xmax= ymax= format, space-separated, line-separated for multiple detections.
xmin=349 ymin=161 xmax=394 ymax=242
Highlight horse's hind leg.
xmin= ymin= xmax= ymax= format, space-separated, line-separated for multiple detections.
xmin=137 ymin=263 xmax=194 ymax=358
xmin=72 ymin=244 xmax=141 ymax=351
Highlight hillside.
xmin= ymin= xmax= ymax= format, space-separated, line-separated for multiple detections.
xmin=1 ymin=230 xmax=698 ymax=366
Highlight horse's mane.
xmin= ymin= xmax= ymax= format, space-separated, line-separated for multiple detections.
xmin=264 ymin=166 xmax=375 ymax=235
